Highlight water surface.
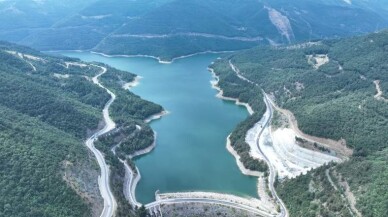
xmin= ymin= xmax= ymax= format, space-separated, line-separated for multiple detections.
xmin=58 ymin=52 xmax=257 ymax=203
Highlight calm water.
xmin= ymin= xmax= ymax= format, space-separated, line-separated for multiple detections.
xmin=58 ymin=52 xmax=257 ymax=203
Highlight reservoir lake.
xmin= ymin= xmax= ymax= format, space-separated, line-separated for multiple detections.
xmin=58 ymin=52 xmax=258 ymax=203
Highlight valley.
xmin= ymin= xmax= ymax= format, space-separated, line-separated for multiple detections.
xmin=1 ymin=31 xmax=387 ymax=216
xmin=1 ymin=1 xmax=388 ymax=217
xmin=59 ymin=49 xmax=349 ymax=217
xmin=58 ymin=51 xmax=259 ymax=205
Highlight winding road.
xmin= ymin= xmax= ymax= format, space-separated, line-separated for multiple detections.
xmin=82 ymin=59 xmax=287 ymax=217
xmin=65 ymin=55 xmax=288 ymax=217
xmin=85 ymin=65 xmax=117 ymax=217
xmin=122 ymin=160 xmax=142 ymax=208
xmin=260 ymin=95 xmax=289 ymax=217
xmin=229 ymin=60 xmax=288 ymax=217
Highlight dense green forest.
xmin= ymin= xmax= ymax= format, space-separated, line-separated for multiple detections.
xmin=210 ymin=61 xmax=268 ymax=173
xmin=0 ymin=42 xmax=105 ymax=216
xmin=2 ymin=0 xmax=388 ymax=61
xmin=95 ymin=36 xmax=259 ymax=62
xmin=93 ymin=64 xmax=163 ymax=217
xmin=0 ymin=105 xmax=92 ymax=217
xmin=277 ymin=164 xmax=353 ymax=217
xmin=212 ymin=30 xmax=388 ymax=216
xmin=0 ymin=42 xmax=161 ymax=217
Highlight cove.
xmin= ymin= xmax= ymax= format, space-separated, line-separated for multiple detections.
xmin=58 ymin=51 xmax=257 ymax=204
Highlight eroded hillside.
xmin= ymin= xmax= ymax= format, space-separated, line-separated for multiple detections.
xmin=211 ymin=30 xmax=388 ymax=217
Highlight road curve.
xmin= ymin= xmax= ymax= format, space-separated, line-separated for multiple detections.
xmin=85 ymin=64 xmax=117 ymax=217
xmin=122 ymin=160 xmax=142 ymax=208
xmin=229 ymin=60 xmax=288 ymax=217
xmin=261 ymin=95 xmax=289 ymax=217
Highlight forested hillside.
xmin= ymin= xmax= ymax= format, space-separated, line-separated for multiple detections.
xmin=93 ymin=64 xmax=163 ymax=217
xmin=1 ymin=0 xmax=388 ymax=61
xmin=211 ymin=30 xmax=388 ymax=216
xmin=0 ymin=42 xmax=161 ymax=217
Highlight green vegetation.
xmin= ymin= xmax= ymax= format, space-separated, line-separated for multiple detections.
xmin=271 ymin=110 xmax=283 ymax=129
xmin=0 ymin=42 xmax=105 ymax=216
xmin=225 ymin=32 xmax=388 ymax=154
xmin=2 ymin=0 xmax=388 ymax=60
xmin=99 ymin=66 xmax=163 ymax=122
xmin=94 ymin=0 xmax=388 ymax=60
xmin=295 ymin=137 xmax=330 ymax=154
xmin=277 ymin=164 xmax=353 ymax=217
xmin=229 ymin=114 xmax=268 ymax=172
xmin=212 ymin=30 xmax=388 ymax=216
xmin=92 ymin=64 xmax=163 ymax=217
xmin=0 ymin=105 xmax=92 ymax=217
xmin=0 ymin=42 xmax=161 ymax=216
xmin=336 ymin=149 xmax=388 ymax=217
xmin=95 ymin=36 xmax=259 ymax=62
xmin=210 ymin=61 xmax=268 ymax=173
xmin=279 ymin=151 xmax=388 ymax=217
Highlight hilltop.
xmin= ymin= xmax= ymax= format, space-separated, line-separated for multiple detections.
xmin=0 ymin=42 xmax=162 ymax=217
xmin=211 ymin=30 xmax=388 ymax=217
xmin=1 ymin=0 xmax=388 ymax=61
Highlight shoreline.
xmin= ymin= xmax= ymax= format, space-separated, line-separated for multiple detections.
xmin=91 ymin=50 xmax=234 ymax=64
xmin=91 ymin=51 xmax=172 ymax=64
xmin=144 ymin=110 xmax=169 ymax=123
xmin=128 ymin=131 xmax=158 ymax=159
xmin=125 ymin=133 xmax=159 ymax=206
xmin=122 ymin=76 xmax=142 ymax=90
xmin=209 ymin=66 xmax=270 ymax=204
xmin=209 ymin=66 xmax=282 ymax=212
xmin=72 ymin=52 xmax=275 ymax=214
xmin=226 ymin=135 xmax=263 ymax=177
xmin=166 ymin=50 xmax=234 ymax=63
xmin=45 ymin=49 xmax=234 ymax=64
xmin=123 ymin=111 xmax=168 ymax=207
xmin=208 ymin=67 xmax=254 ymax=115
xmin=122 ymin=160 xmax=142 ymax=208
xmin=129 ymin=168 xmax=141 ymax=207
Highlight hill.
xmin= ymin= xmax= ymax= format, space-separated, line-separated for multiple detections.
xmin=1 ymin=0 xmax=388 ymax=61
xmin=0 ymin=42 xmax=162 ymax=217
xmin=211 ymin=30 xmax=388 ymax=216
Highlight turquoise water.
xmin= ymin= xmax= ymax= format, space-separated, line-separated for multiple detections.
xmin=58 ymin=52 xmax=257 ymax=203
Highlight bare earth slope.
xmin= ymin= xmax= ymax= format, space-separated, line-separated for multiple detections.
xmin=210 ymin=30 xmax=388 ymax=216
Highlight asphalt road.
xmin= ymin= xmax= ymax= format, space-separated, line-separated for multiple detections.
xmin=230 ymin=60 xmax=288 ymax=217
xmin=86 ymin=65 xmax=117 ymax=217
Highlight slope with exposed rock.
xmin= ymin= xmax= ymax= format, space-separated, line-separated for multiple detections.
xmin=1 ymin=0 xmax=388 ymax=61
xmin=211 ymin=30 xmax=388 ymax=217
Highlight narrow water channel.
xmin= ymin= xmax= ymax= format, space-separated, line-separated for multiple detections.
xmin=58 ymin=52 xmax=258 ymax=204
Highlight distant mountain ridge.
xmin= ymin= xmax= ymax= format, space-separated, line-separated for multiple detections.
xmin=1 ymin=0 xmax=388 ymax=60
